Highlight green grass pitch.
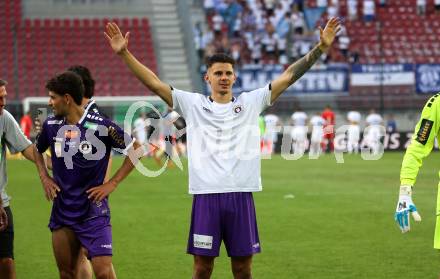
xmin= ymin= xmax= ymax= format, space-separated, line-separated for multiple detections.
xmin=6 ymin=152 xmax=440 ymax=278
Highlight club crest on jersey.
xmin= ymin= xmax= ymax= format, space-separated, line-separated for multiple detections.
xmin=233 ymin=105 xmax=243 ymax=114
xmin=79 ymin=141 xmax=92 ymax=154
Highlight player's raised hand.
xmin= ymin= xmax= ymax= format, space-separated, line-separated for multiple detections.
xmin=394 ymin=185 xmax=422 ymax=233
xmin=41 ymin=175 xmax=61 ymax=201
xmin=86 ymin=181 xmax=117 ymax=203
xmin=104 ymin=22 xmax=130 ymax=55
xmin=0 ymin=206 xmax=8 ymax=231
xmin=318 ymin=17 xmax=341 ymax=52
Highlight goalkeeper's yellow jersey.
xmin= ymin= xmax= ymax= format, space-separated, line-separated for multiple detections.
xmin=401 ymin=93 xmax=440 ymax=186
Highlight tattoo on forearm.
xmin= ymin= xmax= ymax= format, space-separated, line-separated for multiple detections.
xmin=288 ymin=46 xmax=323 ymax=84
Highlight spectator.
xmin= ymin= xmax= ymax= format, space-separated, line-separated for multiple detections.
xmin=20 ymin=111 xmax=33 ymax=140
xmin=386 ymin=114 xmax=397 ymax=133
xmin=317 ymin=0 xmax=328 ymax=9
xmin=251 ymin=39 xmax=263 ymax=64
xmin=222 ymin=0 xmax=243 ymax=36
xmin=347 ymin=0 xmax=358 ymax=21
xmin=363 ymin=0 xmax=375 ymax=22
xmin=349 ymin=47 xmax=360 ymax=64
xmin=204 ymin=0 xmax=215 ymax=15
xmin=230 ymin=42 xmax=242 ymax=64
xmin=242 ymin=4 xmax=257 ymax=32
xmin=328 ymin=4 xmax=338 ymax=18
xmin=436 ymin=0 xmax=440 ymax=13
xmin=212 ymin=11 xmax=224 ymax=35
xmin=232 ymin=12 xmax=242 ymax=37
xmin=272 ymin=2 xmax=287 ymax=27
xmin=291 ymin=7 xmax=306 ymax=35
xmin=276 ymin=12 xmax=291 ymax=39
xmin=338 ymin=26 xmax=350 ymax=59
xmin=194 ymin=22 xmax=206 ymax=61
xmin=262 ymin=28 xmax=278 ymax=63
xmin=417 ymin=0 xmax=426 ymax=16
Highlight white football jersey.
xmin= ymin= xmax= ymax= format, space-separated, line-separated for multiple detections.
xmin=310 ymin=115 xmax=325 ymax=142
xmin=310 ymin=115 xmax=325 ymax=127
xmin=172 ymin=84 xmax=272 ymax=194
xmin=291 ymin=111 xmax=308 ymax=126
xmin=366 ymin=113 xmax=383 ymax=125
xmin=133 ymin=117 xmax=148 ymax=143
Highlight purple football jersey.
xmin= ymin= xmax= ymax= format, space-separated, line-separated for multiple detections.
xmin=36 ymin=111 xmax=132 ymax=226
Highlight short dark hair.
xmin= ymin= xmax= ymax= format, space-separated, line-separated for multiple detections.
xmin=206 ymin=53 xmax=235 ymax=69
xmin=67 ymin=65 xmax=95 ymax=99
xmin=0 ymin=79 xmax=7 ymax=87
xmin=46 ymin=71 xmax=84 ymax=105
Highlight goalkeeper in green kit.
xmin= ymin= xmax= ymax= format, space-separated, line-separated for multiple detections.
xmin=395 ymin=94 xmax=440 ymax=245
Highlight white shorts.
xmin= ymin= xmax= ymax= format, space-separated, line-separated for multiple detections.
xmin=291 ymin=126 xmax=307 ymax=141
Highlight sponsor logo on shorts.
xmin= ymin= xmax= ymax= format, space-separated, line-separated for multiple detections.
xmin=252 ymin=243 xmax=260 ymax=249
xmin=100 ymin=244 xmax=112 ymax=249
xmin=193 ymin=234 xmax=213 ymax=249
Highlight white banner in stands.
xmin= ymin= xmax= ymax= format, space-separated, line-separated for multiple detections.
xmin=351 ymin=64 xmax=415 ymax=86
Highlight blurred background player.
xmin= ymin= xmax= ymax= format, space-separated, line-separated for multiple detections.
xmin=347 ymin=110 xmax=361 ymax=154
xmin=364 ymin=109 xmax=383 ymax=155
xmin=290 ymin=108 xmax=308 ymax=156
xmin=262 ymin=113 xmax=280 ymax=155
xmin=144 ymin=110 xmax=164 ymax=166
xmin=259 ymin=115 xmax=265 ymax=151
xmin=156 ymin=108 xmax=182 ymax=168
xmin=34 ymin=71 xmax=142 ymax=279
xmin=0 ymin=79 xmax=35 ymax=279
xmin=321 ymin=105 xmax=335 ymax=153
xmin=386 ymin=114 xmax=397 ymax=134
xmin=19 ymin=111 xmax=32 ymax=140
xmin=133 ymin=111 xmax=148 ymax=146
xmin=309 ymin=112 xmax=325 ymax=158
xmin=105 ymin=17 xmax=340 ymax=279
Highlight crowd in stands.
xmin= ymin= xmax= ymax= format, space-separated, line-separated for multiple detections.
xmin=194 ymin=0 xmax=440 ymax=67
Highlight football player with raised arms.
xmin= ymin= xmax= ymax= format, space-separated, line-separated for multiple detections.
xmin=105 ymin=17 xmax=340 ymax=279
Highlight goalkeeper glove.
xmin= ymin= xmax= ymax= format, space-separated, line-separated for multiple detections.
xmin=394 ymin=185 xmax=422 ymax=233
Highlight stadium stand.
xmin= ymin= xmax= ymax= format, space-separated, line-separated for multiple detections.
xmin=0 ymin=0 xmax=157 ymax=99
xmin=197 ymin=0 xmax=440 ymax=66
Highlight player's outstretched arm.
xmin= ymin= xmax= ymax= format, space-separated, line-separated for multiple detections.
xmin=33 ymin=147 xmax=60 ymax=201
xmin=104 ymin=22 xmax=172 ymax=106
xmin=271 ymin=17 xmax=340 ymax=103
xmin=87 ymin=141 xmax=143 ymax=202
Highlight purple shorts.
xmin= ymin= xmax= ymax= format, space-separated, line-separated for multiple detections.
xmin=187 ymin=192 xmax=261 ymax=257
xmin=49 ymin=216 xmax=113 ymax=259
